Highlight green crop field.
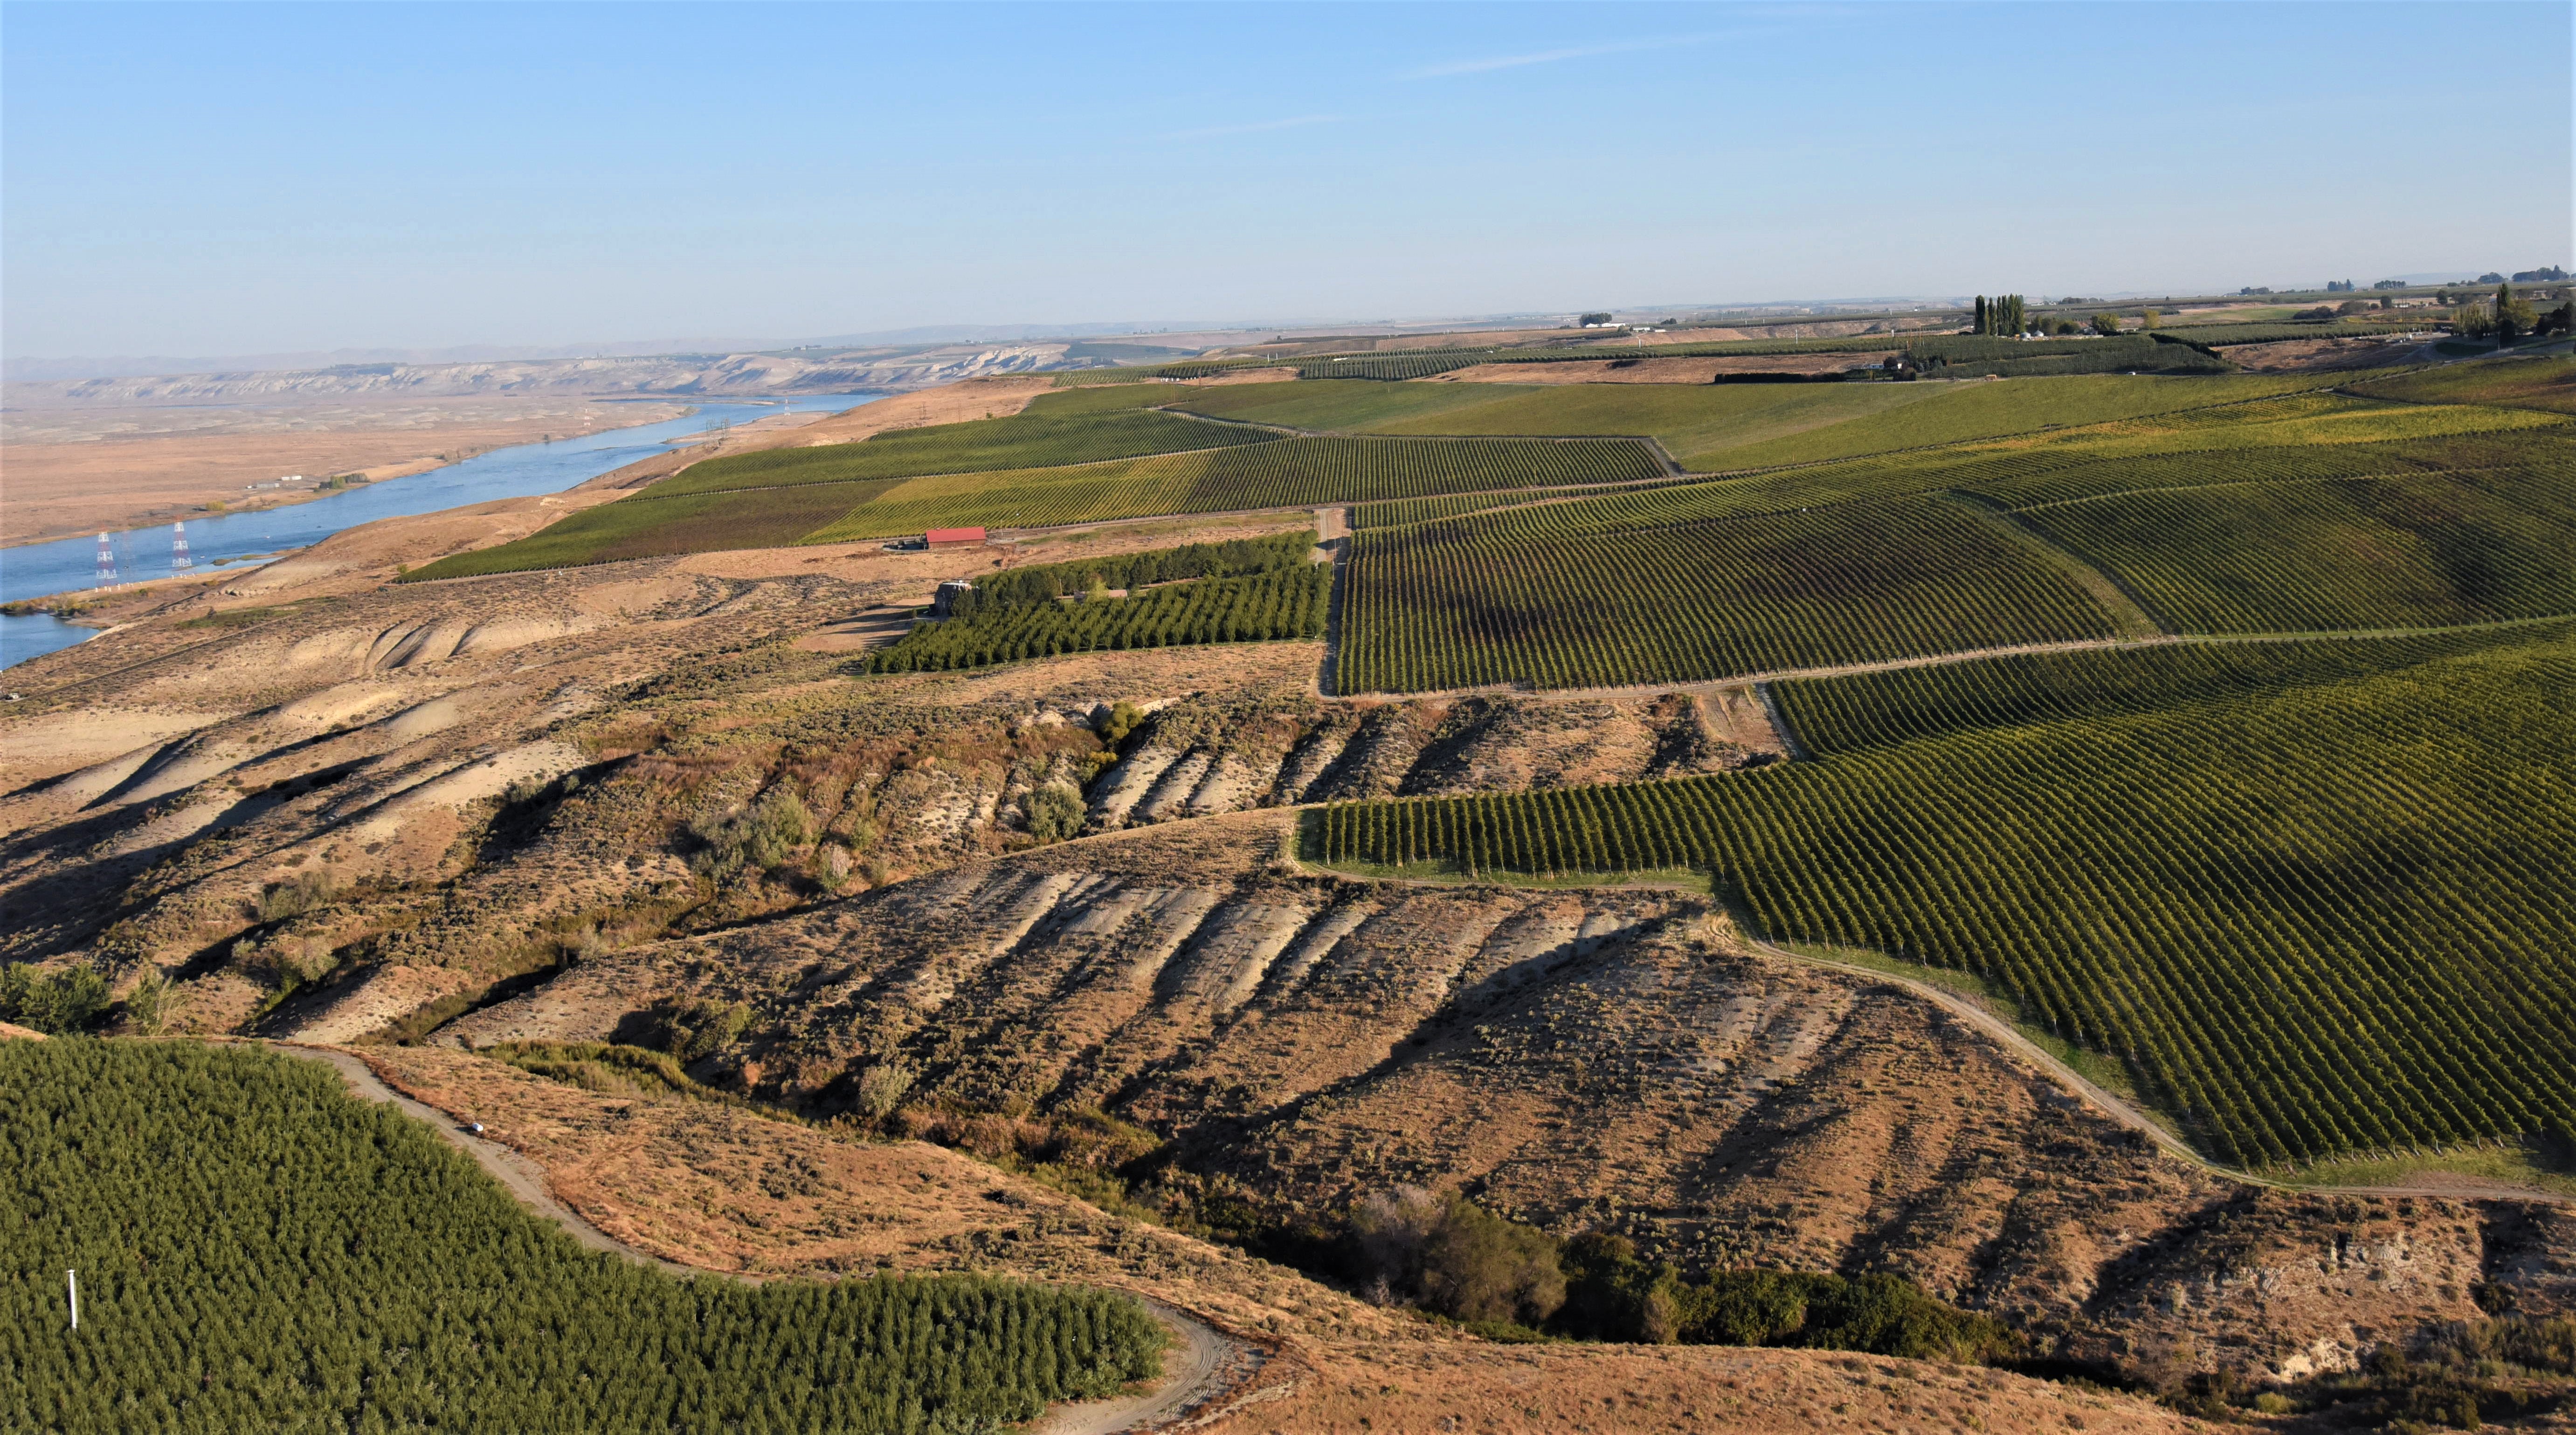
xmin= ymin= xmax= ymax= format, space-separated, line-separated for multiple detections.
xmin=2016 ymin=470 xmax=2576 ymax=632
xmin=1338 ymin=496 xmax=2118 ymax=693
xmin=411 ymin=480 xmax=904 ymax=579
xmin=1348 ymin=382 xmax=1952 ymax=465
xmin=1210 ymin=372 xmax=2328 ymax=472
xmin=804 ymin=435 xmax=1664 ymax=541
xmin=647 ymin=404 xmax=1271 ymax=498
xmin=1769 ymin=626 xmax=2559 ymax=753
xmin=2348 ymin=354 xmax=2576 ymax=414
xmin=1 ymin=1040 xmax=1162 ymax=1432
xmin=1163 ymin=378 xmax=1550 ymax=432
xmin=1671 ymin=374 xmax=2341 ymax=470
xmin=412 ymin=434 xmax=1661 ymax=580
xmin=868 ymin=562 xmax=1326 ymax=673
xmin=1308 ymin=623 xmax=2576 ymax=1165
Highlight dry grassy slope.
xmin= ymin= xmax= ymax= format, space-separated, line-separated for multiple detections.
xmin=352 ymin=1043 xmax=2215 ymax=1435
xmin=437 ymin=811 xmax=2572 ymax=1388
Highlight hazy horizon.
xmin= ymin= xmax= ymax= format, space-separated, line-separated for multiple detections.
xmin=5 ymin=1 xmax=2568 ymax=362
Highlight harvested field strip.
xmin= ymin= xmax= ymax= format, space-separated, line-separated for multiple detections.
xmin=2155 ymin=321 xmax=2421 ymax=346
xmin=804 ymin=436 xmax=1665 ymax=542
xmin=2017 ymin=471 xmax=2576 ymax=633
xmin=1310 ymin=624 xmax=2576 ymax=1165
xmin=1338 ymin=497 xmax=2119 ymax=693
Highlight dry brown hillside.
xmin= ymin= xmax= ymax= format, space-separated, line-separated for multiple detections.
xmin=3 ymin=487 xmax=2570 ymax=1425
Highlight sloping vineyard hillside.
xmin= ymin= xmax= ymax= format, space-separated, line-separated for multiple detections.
xmin=0 ymin=1041 xmax=1162 ymax=1432
xmin=1338 ymin=497 xmax=2117 ymax=692
xmin=1332 ymin=394 xmax=2573 ymax=693
xmin=2016 ymin=469 xmax=2576 ymax=632
xmin=1309 ymin=623 xmax=2576 ymax=1166
xmin=420 ymin=433 xmax=1662 ymax=578
xmin=807 ymin=434 xmax=1664 ymax=541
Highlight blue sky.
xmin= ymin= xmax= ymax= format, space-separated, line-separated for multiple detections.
xmin=4 ymin=1 xmax=2569 ymax=358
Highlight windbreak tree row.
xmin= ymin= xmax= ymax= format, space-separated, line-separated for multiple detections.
xmin=868 ymin=564 xmax=1327 ymax=673
xmin=1337 ymin=497 xmax=2117 ymax=693
xmin=1308 ymin=627 xmax=2576 ymax=1166
xmin=0 ymin=1041 xmax=1164 ymax=1434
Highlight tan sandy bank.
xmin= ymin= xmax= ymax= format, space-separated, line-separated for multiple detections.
xmin=1 ymin=396 xmax=690 ymax=547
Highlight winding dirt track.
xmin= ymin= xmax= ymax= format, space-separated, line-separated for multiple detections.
xmin=277 ymin=1043 xmax=1251 ymax=1432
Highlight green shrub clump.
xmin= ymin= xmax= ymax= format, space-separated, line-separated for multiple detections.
xmin=0 ymin=1040 xmax=1163 ymax=1431
xmin=1556 ymin=1234 xmax=2014 ymax=1361
xmin=687 ymin=788 xmax=815 ymax=880
xmin=0 ymin=964 xmax=110 ymax=1035
xmin=1342 ymin=1190 xmax=2007 ymax=1359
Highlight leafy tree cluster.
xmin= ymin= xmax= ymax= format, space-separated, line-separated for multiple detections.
xmin=1970 ymin=294 xmax=2027 ymax=336
xmin=1555 ymin=1235 xmax=2014 ymax=1362
xmin=1340 ymin=1188 xmax=2010 ymax=1360
xmin=0 ymin=964 xmax=110 ymax=1035
xmin=0 ymin=1040 xmax=1163 ymax=1433
xmin=868 ymin=563 xmax=1326 ymax=675
xmin=951 ymin=529 xmax=1316 ymax=616
xmin=2453 ymin=282 xmax=2547 ymax=341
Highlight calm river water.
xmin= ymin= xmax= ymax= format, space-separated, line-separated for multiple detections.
xmin=0 ymin=392 xmax=888 ymax=672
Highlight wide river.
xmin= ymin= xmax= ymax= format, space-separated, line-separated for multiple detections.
xmin=0 ymin=392 xmax=888 ymax=672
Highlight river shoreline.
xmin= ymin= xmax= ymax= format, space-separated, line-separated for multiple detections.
xmin=0 ymin=396 xmax=721 ymax=551
xmin=0 ymin=391 xmax=891 ymax=668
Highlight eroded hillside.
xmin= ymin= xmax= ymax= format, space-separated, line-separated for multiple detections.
xmin=3 ymin=498 xmax=2570 ymax=1421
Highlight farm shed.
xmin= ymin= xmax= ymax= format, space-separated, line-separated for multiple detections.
xmin=925 ymin=527 xmax=988 ymax=549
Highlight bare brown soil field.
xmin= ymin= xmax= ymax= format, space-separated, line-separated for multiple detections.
xmin=0 ymin=397 xmax=691 ymax=545
xmin=2217 ymin=336 xmax=2438 ymax=373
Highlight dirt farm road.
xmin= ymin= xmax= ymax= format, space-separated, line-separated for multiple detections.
xmin=279 ymin=1043 xmax=1249 ymax=1433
